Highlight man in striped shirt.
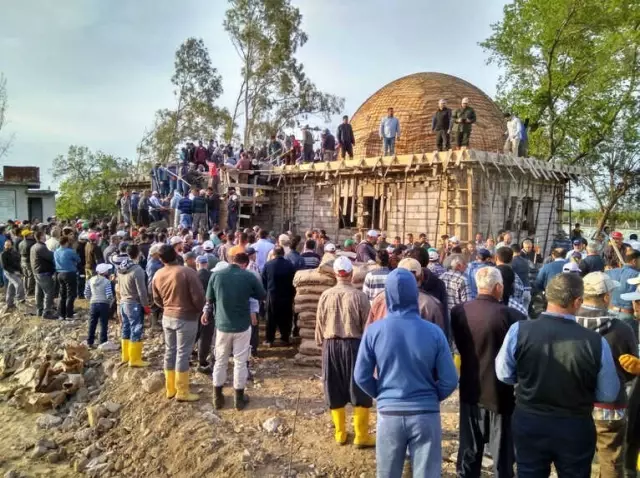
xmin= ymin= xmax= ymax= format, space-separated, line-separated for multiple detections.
xmin=301 ymin=239 xmax=322 ymax=270
xmin=362 ymin=250 xmax=391 ymax=302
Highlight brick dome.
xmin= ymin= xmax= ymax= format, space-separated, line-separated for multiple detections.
xmin=350 ymin=72 xmax=505 ymax=158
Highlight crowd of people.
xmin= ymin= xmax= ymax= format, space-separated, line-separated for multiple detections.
xmin=0 ymin=215 xmax=639 ymax=477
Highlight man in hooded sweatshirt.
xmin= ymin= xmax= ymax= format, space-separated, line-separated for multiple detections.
xmin=575 ymin=272 xmax=637 ymax=478
xmin=116 ymin=244 xmax=150 ymax=367
xmin=355 ymin=268 xmax=458 ymax=477
xmin=316 ymin=256 xmax=375 ymax=449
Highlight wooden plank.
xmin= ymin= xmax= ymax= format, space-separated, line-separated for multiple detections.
xmin=467 ymin=169 xmax=474 ymax=242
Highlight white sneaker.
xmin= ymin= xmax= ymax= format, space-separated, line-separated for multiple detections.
xmin=98 ymin=341 xmax=118 ymax=352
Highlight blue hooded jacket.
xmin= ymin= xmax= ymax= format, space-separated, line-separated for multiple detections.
xmin=354 ymin=268 xmax=458 ymax=412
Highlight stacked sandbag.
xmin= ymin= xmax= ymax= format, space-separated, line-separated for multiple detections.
xmin=351 ymin=262 xmax=380 ymax=290
xmin=293 ymin=263 xmax=336 ymax=366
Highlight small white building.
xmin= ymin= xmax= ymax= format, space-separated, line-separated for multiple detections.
xmin=0 ymin=166 xmax=56 ymax=222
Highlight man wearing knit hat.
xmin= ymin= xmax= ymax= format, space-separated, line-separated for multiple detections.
xmin=316 ymin=256 xmax=375 ymax=448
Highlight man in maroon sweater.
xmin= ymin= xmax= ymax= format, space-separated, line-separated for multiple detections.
xmin=451 ymin=267 xmax=526 ymax=478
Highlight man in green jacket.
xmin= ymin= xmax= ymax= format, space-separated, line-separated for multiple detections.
xmin=451 ymin=97 xmax=477 ymax=149
xmin=203 ymin=252 xmax=266 ymax=410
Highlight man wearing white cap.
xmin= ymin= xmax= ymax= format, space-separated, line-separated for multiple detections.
xmin=316 ymin=256 xmax=375 ymax=448
xmin=356 ymin=230 xmax=378 ymax=263
xmin=202 ymin=240 xmax=219 ymax=270
xmin=452 ymin=98 xmax=477 ymax=149
xmin=170 ymin=236 xmax=185 ymax=266
xmin=576 ymin=272 xmax=638 ymax=478
xmin=563 ymin=261 xmax=581 ymax=274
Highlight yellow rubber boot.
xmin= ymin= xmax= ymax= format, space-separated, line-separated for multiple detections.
xmin=353 ymin=407 xmax=376 ymax=449
xmin=637 ymin=451 xmax=639 ymax=471
xmin=164 ymin=370 xmax=176 ymax=399
xmin=128 ymin=341 xmax=150 ymax=368
xmin=330 ymin=408 xmax=347 ymax=445
xmin=121 ymin=339 xmax=130 ymax=363
xmin=453 ymin=354 xmax=461 ymax=375
xmin=175 ymin=372 xmax=199 ymax=402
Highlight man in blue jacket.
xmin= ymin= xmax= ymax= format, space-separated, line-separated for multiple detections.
xmin=54 ymin=235 xmax=81 ymax=320
xmin=354 ymin=268 xmax=458 ymax=477
xmin=534 ymin=248 xmax=567 ymax=292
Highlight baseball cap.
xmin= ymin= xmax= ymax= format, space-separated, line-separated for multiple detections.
xmin=324 ymin=243 xmax=336 ymax=252
xmin=344 ymin=239 xmax=355 ymax=248
xmin=428 ymin=250 xmax=440 ymax=262
xmin=628 ymin=277 xmax=640 ymax=286
xmin=477 ymin=248 xmax=491 ymax=260
xmin=278 ymin=234 xmax=290 ymax=243
xmin=213 ymin=261 xmax=230 ymax=273
xmin=629 ymin=240 xmax=640 ymax=252
xmin=196 ymin=255 xmax=209 ymax=264
xmin=170 ymin=236 xmax=184 ymax=246
xmin=449 ymin=236 xmax=460 ymax=244
xmin=333 ymin=256 xmax=354 ymax=276
xmin=149 ymin=244 xmax=162 ymax=255
xmin=398 ymin=258 xmax=422 ymax=275
xmin=386 ymin=245 xmax=395 ymax=254
xmin=96 ymin=264 xmax=112 ymax=275
xmin=88 ymin=232 xmax=98 ymax=241
xmin=583 ymin=272 xmax=620 ymax=296
xmin=562 ymin=262 xmax=581 ymax=273
xmin=184 ymin=251 xmax=197 ymax=260
xmin=116 ymin=230 xmax=126 ymax=238
xmin=366 ymin=230 xmax=379 ymax=238
xmin=572 ymin=239 xmax=582 ymax=245
xmin=245 ymin=246 xmax=256 ymax=255
xmin=202 ymin=240 xmax=214 ymax=251
xmin=621 ymin=285 xmax=640 ymax=301
xmin=611 ymin=231 xmax=623 ymax=240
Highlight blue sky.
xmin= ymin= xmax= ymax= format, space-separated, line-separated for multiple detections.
xmin=0 ymin=0 xmax=507 ymax=188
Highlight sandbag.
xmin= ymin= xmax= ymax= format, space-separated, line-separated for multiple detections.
xmin=298 ymin=340 xmax=322 ymax=357
xmin=351 ymin=263 xmax=380 ymax=285
xmin=298 ymin=328 xmax=315 ymax=340
xmin=297 ymin=319 xmax=317 ymax=330
xmin=294 ymin=294 xmax=320 ymax=306
xmin=294 ymin=303 xmax=319 ymax=314
xmin=297 ymin=311 xmax=316 ymax=321
xmin=294 ymin=285 xmax=332 ymax=296
xmin=293 ymin=269 xmax=336 ymax=288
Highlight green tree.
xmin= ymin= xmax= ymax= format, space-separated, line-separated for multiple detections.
xmin=144 ymin=38 xmax=229 ymax=162
xmin=224 ymin=0 xmax=344 ymax=144
xmin=482 ymin=0 xmax=640 ymax=163
xmin=53 ymin=145 xmax=132 ymax=219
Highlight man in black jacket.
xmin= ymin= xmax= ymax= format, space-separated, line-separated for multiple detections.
xmin=192 ymin=189 xmax=208 ymax=233
xmin=452 ymin=266 xmax=524 ymax=478
xmin=579 ymin=243 xmax=606 ymax=276
xmin=30 ymin=230 xmax=56 ymax=319
xmin=1 ymin=238 xmax=25 ymax=312
xmin=18 ymin=230 xmax=36 ymax=296
xmin=261 ymin=247 xmax=296 ymax=346
xmin=336 ymin=115 xmax=355 ymax=159
xmin=431 ymin=99 xmax=452 ymax=151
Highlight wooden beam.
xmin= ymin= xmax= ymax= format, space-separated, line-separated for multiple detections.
xmin=467 ymin=169 xmax=474 ymax=242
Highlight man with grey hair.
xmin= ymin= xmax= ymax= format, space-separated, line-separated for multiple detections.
xmin=440 ymin=254 xmax=469 ymax=314
xmin=496 ymin=273 xmax=620 ymax=477
xmin=451 ymin=266 xmax=523 ymax=478
xmin=575 ymin=272 xmax=637 ymax=478
xmin=579 ymin=243 xmax=605 ymax=276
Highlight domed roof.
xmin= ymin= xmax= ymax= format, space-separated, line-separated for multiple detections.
xmin=350 ymin=72 xmax=505 ymax=157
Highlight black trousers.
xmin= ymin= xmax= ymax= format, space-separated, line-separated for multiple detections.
xmin=513 ymin=408 xmax=596 ymax=478
xmin=303 ymin=144 xmax=314 ymax=162
xmin=456 ymin=130 xmax=472 ymax=148
xmin=265 ymin=294 xmax=293 ymax=343
xmin=457 ymin=402 xmax=515 ymax=478
xmin=341 ymin=143 xmax=353 ymax=159
xmin=57 ymin=272 xmax=77 ymax=319
xmin=197 ymin=318 xmax=215 ymax=366
xmin=21 ymin=260 xmax=35 ymax=295
xmin=436 ymin=130 xmax=450 ymax=151
xmin=322 ymin=338 xmax=373 ymax=409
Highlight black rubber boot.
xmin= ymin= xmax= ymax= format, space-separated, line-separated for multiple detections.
xmin=234 ymin=389 xmax=249 ymax=411
xmin=213 ymin=386 xmax=225 ymax=410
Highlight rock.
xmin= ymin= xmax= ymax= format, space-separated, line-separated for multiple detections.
xmin=31 ymin=444 xmax=48 ymax=459
xmin=36 ymin=414 xmax=63 ymax=430
xmin=103 ymin=401 xmax=121 ymax=414
xmin=4 ymin=470 xmax=20 ymax=478
xmin=141 ymin=371 xmax=164 ymax=394
xmin=63 ymin=374 xmax=85 ymax=395
xmin=74 ymin=428 xmax=94 ymax=442
xmin=97 ymin=417 xmax=114 ymax=431
xmin=47 ymin=451 xmax=62 ymax=464
xmin=86 ymin=405 xmax=108 ymax=427
xmin=202 ymin=412 xmax=221 ymax=424
xmin=75 ymin=387 xmax=90 ymax=403
xmin=13 ymin=366 xmax=38 ymax=388
xmin=83 ymin=368 xmax=98 ymax=385
xmin=262 ymin=417 xmax=283 ymax=434
xmin=74 ymin=457 xmax=90 ymax=472
xmin=36 ymin=438 xmax=57 ymax=450
xmin=0 ymin=352 xmax=18 ymax=377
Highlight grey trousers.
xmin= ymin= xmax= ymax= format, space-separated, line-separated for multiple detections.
xmin=192 ymin=213 xmax=207 ymax=232
xmin=4 ymin=272 xmax=25 ymax=308
xmin=34 ymin=273 xmax=55 ymax=315
xmin=163 ymin=317 xmax=198 ymax=373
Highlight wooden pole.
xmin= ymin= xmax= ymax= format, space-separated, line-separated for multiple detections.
xmin=372 ymin=179 xmax=377 ymax=230
xmin=443 ymin=174 xmax=450 ymax=238
xmin=466 ymin=169 xmax=473 ymax=242
xmin=310 ymin=184 xmax=316 ymax=231
xmin=542 ymin=184 xmax=557 ymax=258
xmin=402 ymin=172 xmax=409 ymax=240
xmin=533 ymin=181 xmax=544 ymax=235
xmin=434 ymin=172 xmax=444 ymax=246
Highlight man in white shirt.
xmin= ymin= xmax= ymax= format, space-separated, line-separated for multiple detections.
xmin=504 ymin=113 xmax=523 ymax=156
xmin=565 ymin=239 xmax=588 ymax=260
xmin=254 ymin=229 xmax=275 ymax=272
xmin=379 ymin=107 xmax=401 ymax=156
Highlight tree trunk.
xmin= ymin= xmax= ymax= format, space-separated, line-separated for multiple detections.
xmin=596 ymin=202 xmax=616 ymax=235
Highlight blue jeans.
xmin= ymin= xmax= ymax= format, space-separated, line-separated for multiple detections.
xmin=169 ymin=179 xmax=177 ymax=194
xmin=179 ymin=213 xmax=192 ymax=229
xmin=383 ymin=137 xmax=396 ymax=156
xmin=376 ymin=412 xmax=442 ymax=478
xmin=120 ymin=302 xmax=144 ymax=342
xmin=88 ymin=302 xmax=110 ymax=345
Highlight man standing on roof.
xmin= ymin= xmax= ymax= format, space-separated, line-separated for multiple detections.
xmin=432 ymin=99 xmax=452 ymax=151
xmin=302 ymin=125 xmax=315 ymax=163
xmin=380 ymin=107 xmax=400 ymax=156
xmin=356 ymin=230 xmax=378 ymax=263
xmin=452 ymin=98 xmax=477 ymax=149
xmin=321 ymin=129 xmax=336 ymax=162
xmin=316 ymin=256 xmax=375 ymax=448
xmin=336 ymin=115 xmax=355 ymax=159
xmin=504 ymin=113 xmax=523 ymax=156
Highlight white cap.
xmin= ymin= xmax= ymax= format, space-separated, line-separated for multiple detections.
xmin=333 ymin=256 xmax=354 ymax=276
xmin=628 ymin=277 xmax=640 ymax=285
xmin=449 ymin=236 xmax=460 ymax=244
xmin=152 ymin=191 xmax=159 ymax=196
xmin=583 ymin=272 xmax=620 ymax=296
xmin=629 ymin=240 xmax=640 ymax=252
xmin=428 ymin=250 xmax=440 ymax=261
xmin=367 ymin=230 xmax=379 ymax=238
xmin=149 ymin=243 xmax=162 ymax=255
xmin=79 ymin=232 xmax=89 ymax=240
xmin=170 ymin=236 xmax=184 ymax=246
xmin=386 ymin=245 xmax=395 ymax=254
xmin=96 ymin=264 xmax=112 ymax=275
xmin=213 ymin=261 xmax=230 ymax=273
xmin=324 ymin=243 xmax=336 ymax=252
xmin=202 ymin=240 xmax=214 ymax=251
xmin=116 ymin=230 xmax=126 ymax=238
xmin=278 ymin=234 xmax=290 ymax=243
xmin=562 ymin=262 xmax=581 ymax=273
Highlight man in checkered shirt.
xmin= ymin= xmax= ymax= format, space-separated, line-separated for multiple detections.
xmin=495 ymin=247 xmax=529 ymax=316
xmin=439 ymin=254 xmax=469 ymax=313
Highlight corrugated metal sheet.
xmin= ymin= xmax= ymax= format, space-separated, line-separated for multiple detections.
xmin=2 ymin=166 xmax=40 ymax=185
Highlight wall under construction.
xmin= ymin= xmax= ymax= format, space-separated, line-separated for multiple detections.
xmin=255 ymin=150 xmax=582 ymax=255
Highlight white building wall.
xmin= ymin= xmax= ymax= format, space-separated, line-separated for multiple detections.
xmin=0 ymin=184 xmax=28 ymax=221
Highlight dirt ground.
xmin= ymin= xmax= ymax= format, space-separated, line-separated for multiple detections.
xmin=0 ymin=298 xmax=481 ymax=478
